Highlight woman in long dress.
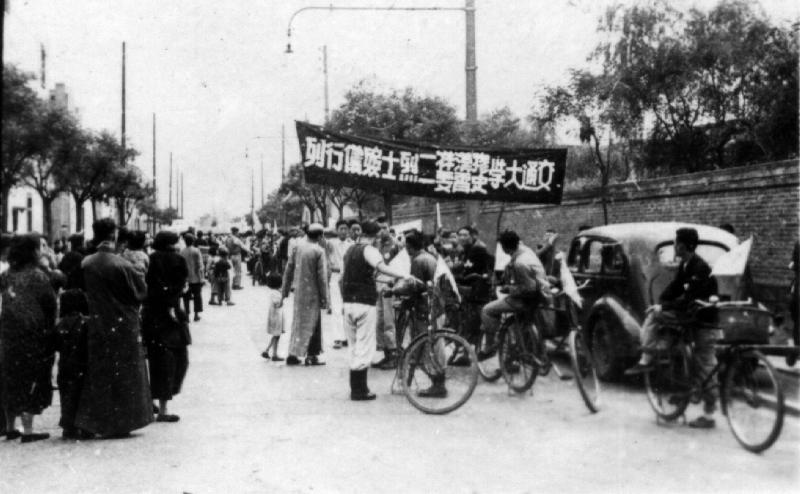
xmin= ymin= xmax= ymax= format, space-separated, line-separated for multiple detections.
xmin=142 ymin=231 xmax=190 ymax=422
xmin=0 ymin=234 xmax=57 ymax=443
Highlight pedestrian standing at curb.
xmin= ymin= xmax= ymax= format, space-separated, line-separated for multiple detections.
xmin=181 ymin=233 xmax=204 ymax=322
xmin=226 ymin=227 xmax=246 ymax=290
xmin=261 ymin=273 xmax=285 ymax=362
xmin=0 ymin=233 xmax=57 ymax=443
xmin=143 ymin=231 xmax=190 ymax=423
xmin=213 ymin=248 xmax=234 ymax=306
xmin=76 ymin=218 xmax=152 ymax=438
xmin=340 ymin=220 xmax=412 ymax=401
xmin=279 ymin=223 xmax=329 ymax=366
xmin=373 ymin=217 xmax=401 ymax=370
xmin=55 ymin=289 xmax=90 ymax=440
xmin=328 ymin=220 xmax=353 ymax=349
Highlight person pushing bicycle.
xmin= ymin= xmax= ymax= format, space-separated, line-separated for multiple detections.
xmin=626 ymin=227 xmax=720 ymax=428
xmin=478 ymin=230 xmax=552 ymax=360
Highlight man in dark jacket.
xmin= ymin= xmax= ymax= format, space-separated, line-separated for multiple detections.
xmin=626 ymin=227 xmax=718 ymax=428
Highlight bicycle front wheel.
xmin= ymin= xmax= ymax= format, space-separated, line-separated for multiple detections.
xmin=569 ymin=330 xmax=601 ymax=413
xmin=499 ymin=320 xmax=539 ymax=393
xmin=401 ymin=332 xmax=479 ymax=414
xmin=722 ymin=350 xmax=785 ymax=453
xmin=644 ymin=345 xmax=691 ymax=421
xmin=476 ymin=332 xmax=502 ymax=382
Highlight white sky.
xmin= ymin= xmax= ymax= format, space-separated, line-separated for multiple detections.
xmin=4 ymin=0 xmax=797 ymax=220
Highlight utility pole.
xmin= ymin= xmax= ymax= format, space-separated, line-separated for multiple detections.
xmin=281 ymin=124 xmax=286 ymax=180
xmin=465 ymin=0 xmax=477 ymax=123
xmin=250 ymin=168 xmax=255 ymax=227
xmin=260 ymin=154 xmax=264 ymax=207
xmin=180 ymin=171 xmax=184 ymax=219
xmin=152 ymin=114 xmax=157 ymax=201
xmin=323 ymin=45 xmax=330 ymax=125
xmin=121 ymin=42 xmax=126 ymax=150
xmin=169 ymin=152 xmax=173 ymax=210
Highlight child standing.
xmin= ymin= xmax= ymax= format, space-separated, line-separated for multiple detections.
xmin=213 ymin=248 xmax=234 ymax=306
xmin=55 ymin=290 xmax=90 ymax=439
xmin=261 ymin=273 xmax=285 ymax=361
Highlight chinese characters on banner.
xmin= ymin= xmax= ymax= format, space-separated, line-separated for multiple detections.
xmin=296 ymin=121 xmax=567 ymax=204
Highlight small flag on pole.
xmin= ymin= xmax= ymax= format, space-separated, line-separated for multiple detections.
xmin=711 ymin=237 xmax=752 ymax=277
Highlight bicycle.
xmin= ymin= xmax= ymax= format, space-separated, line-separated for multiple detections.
xmin=384 ymin=280 xmax=479 ymax=414
xmin=644 ymin=299 xmax=785 ymax=453
xmin=490 ymin=286 xmax=601 ymax=413
xmin=448 ymin=273 xmax=503 ymax=382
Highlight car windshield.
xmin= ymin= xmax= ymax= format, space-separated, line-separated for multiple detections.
xmin=656 ymin=242 xmax=729 ymax=267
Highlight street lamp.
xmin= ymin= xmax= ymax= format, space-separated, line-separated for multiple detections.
xmin=285 ymin=0 xmax=477 ymax=122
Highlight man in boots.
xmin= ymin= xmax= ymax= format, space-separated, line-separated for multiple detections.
xmin=340 ymin=220 xmax=412 ymax=401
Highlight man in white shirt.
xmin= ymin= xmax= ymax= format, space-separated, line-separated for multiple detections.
xmin=328 ymin=220 xmax=353 ymax=349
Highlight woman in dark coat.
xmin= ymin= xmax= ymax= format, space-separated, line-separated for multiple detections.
xmin=143 ymin=231 xmax=190 ymax=422
xmin=0 ymin=233 xmax=58 ymax=443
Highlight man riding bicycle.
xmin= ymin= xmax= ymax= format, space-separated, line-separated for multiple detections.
xmin=625 ymin=227 xmax=719 ymax=429
xmin=478 ymin=230 xmax=552 ymax=360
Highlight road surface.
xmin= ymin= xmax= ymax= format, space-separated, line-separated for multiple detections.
xmin=1 ymin=282 xmax=798 ymax=493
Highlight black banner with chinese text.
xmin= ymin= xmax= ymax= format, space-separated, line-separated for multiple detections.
xmin=296 ymin=121 xmax=567 ymax=204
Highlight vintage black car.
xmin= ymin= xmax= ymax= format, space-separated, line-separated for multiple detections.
xmin=565 ymin=222 xmax=758 ymax=380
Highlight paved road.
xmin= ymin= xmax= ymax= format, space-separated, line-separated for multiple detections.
xmin=2 ymin=282 xmax=798 ymax=493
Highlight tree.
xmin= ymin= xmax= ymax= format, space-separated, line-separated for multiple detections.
xmin=464 ymin=106 xmax=549 ymax=148
xmin=326 ymin=81 xmax=462 ymax=222
xmin=22 ymin=104 xmax=79 ymax=238
xmin=279 ymin=163 xmax=320 ymax=222
xmin=102 ymin=160 xmax=146 ymax=227
xmin=585 ymin=0 xmax=797 ymax=173
xmin=136 ymin=198 xmax=177 ymax=227
xmin=534 ymin=72 xmax=635 ymax=225
xmin=1 ymin=65 xmax=41 ymax=230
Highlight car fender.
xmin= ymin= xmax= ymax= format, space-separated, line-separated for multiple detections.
xmin=587 ymin=295 xmax=642 ymax=356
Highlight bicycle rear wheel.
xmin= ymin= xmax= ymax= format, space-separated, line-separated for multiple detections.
xmin=402 ymin=332 xmax=478 ymax=414
xmin=499 ymin=320 xmax=539 ymax=393
xmin=569 ymin=330 xmax=601 ymax=413
xmin=722 ymin=350 xmax=784 ymax=453
xmin=644 ymin=345 xmax=691 ymax=421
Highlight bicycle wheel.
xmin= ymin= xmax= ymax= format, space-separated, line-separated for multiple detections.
xmin=401 ymin=332 xmax=478 ymax=414
xmin=722 ymin=350 xmax=784 ymax=453
xmin=476 ymin=331 xmax=502 ymax=382
xmin=499 ymin=320 xmax=538 ymax=393
xmin=569 ymin=330 xmax=601 ymax=413
xmin=644 ymin=345 xmax=691 ymax=421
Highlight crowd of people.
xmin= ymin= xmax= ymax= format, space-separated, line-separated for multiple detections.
xmin=3 ymin=212 xmax=796 ymax=443
xmin=265 ymin=216 xmax=564 ymax=401
xmin=0 ymin=219 xmax=251 ymax=443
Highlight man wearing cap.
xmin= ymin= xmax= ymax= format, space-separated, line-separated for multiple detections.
xmin=340 ymin=220 xmax=412 ymax=400
xmin=479 ymin=230 xmax=551 ymax=360
xmin=280 ymin=223 xmax=330 ymax=366
xmin=625 ymin=227 xmax=718 ymax=428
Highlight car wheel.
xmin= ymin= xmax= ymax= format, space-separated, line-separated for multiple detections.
xmin=591 ymin=316 xmax=625 ymax=381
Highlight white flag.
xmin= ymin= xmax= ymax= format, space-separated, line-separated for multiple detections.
xmin=434 ymin=254 xmax=461 ymax=303
xmin=711 ymin=237 xmax=752 ymax=277
xmin=557 ymin=252 xmax=583 ymax=308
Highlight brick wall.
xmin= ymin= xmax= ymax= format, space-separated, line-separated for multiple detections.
xmin=394 ymin=159 xmax=799 ymax=308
